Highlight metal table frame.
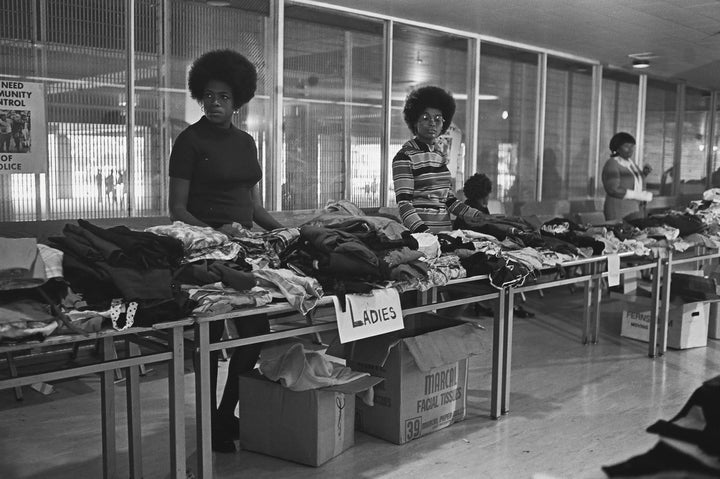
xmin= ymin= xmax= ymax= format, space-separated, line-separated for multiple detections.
xmin=0 ymin=318 xmax=193 ymax=479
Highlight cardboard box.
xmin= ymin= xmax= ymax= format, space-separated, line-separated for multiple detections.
xmin=671 ymin=272 xmax=720 ymax=301
xmin=238 ymin=370 xmax=382 ymax=466
xmin=620 ymin=295 xmax=708 ymax=349
xmin=327 ymin=314 xmax=486 ymax=444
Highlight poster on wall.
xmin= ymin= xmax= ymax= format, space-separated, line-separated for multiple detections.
xmin=0 ymin=80 xmax=47 ymax=174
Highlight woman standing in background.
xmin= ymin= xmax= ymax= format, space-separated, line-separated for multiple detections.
xmin=602 ymin=132 xmax=653 ymax=221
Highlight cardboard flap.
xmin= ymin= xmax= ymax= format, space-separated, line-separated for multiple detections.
xmin=404 ymin=323 xmax=486 ymax=372
xmin=246 ymin=368 xmax=383 ymax=395
xmin=325 ymin=332 xmax=403 ymax=367
xmin=321 ymin=375 xmax=384 ymax=394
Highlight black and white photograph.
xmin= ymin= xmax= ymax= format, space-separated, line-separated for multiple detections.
xmin=0 ymin=2 xmax=719 ymax=479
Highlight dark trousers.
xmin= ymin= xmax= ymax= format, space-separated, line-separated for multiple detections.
xmin=208 ymin=314 xmax=269 ymax=432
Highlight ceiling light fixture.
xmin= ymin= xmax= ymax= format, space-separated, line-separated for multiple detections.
xmin=632 ymin=59 xmax=650 ymax=69
xmin=206 ymin=0 xmax=230 ymax=7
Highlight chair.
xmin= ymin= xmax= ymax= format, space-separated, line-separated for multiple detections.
xmin=487 ymin=200 xmax=506 ymax=215
xmin=520 ymin=200 xmax=570 ymax=224
xmin=574 ymin=211 xmax=607 ymax=226
xmin=646 ymin=195 xmax=678 ymax=216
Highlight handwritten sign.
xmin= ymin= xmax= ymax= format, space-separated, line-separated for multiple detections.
xmin=333 ymin=288 xmax=404 ymax=343
xmin=0 ymin=80 xmax=47 ymax=173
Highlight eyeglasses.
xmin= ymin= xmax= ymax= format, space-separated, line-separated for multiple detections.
xmin=419 ymin=113 xmax=444 ymax=124
xmin=202 ymin=91 xmax=233 ymax=104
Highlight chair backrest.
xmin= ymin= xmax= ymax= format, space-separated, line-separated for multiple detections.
xmin=519 ymin=200 xmax=570 ymax=218
xmin=574 ymin=211 xmax=607 ymax=226
xmin=487 ymin=200 xmax=505 ymax=215
xmin=646 ymin=195 xmax=677 ymax=212
xmin=519 ymin=200 xmax=571 ymax=225
xmin=569 ymin=198 xmax=604 ymax=214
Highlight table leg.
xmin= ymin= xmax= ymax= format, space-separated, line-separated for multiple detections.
xmin=648 ymin=256 xmax=663 ymax=358
xmin=195 ymin=322 xmax=213 ymax=479
xmin=169 ymin=326 xmax=186 ymax=479
xmin=657 ymin=251 xmax=673 ymax=356
xmin=490 ymin=287 xmax=506 ymax=420
xmin=126 ymin=340 xmax=142 ymax=479
xmin=100 ymin=336 xmax=116 ymax=479
xmin=501 ymin=287 xmax=514 ymax=415
xmin=582 ymin=262 xmax=593 ymax=344
xmin=591 ymin=262 xmax=603 ymax=344
xmin=5 ymin=352 xmax=23 ymax=401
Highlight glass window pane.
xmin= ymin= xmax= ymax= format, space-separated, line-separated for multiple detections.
xmin=0 ymin=0 xmax=270 ymax=222
xmin=0 ymin=0 xmax=36 ymax=221
xmin=599 ymin=70 xmax=638 ymax=197
xmin=389 ymin=25 xmax=469 ymax=206
xmin=544 ymin=57 xmax=593 ymax=200
xmin=477 ymin=43 xmax=538 ymax=206
xmin=168 ymin=0 xmax=270 ymax=207
xmin=43 ymin=0 xmax=129 ymax=221
xmin=680 ymin=87 xmax=710 ymax=191
xmin=283 ymin=6 xmax=384 ymax=210
xmin=713 ymin=100 xmax=720 ymax=188
xmin=643 ymin=79 xmax=676 ymax=195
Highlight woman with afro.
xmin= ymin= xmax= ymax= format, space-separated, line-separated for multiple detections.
xmin=601 ymin=132 xmax=653 ymax=220
xmin=392 ymin=86 xmax=488 ymax=233
xmin=169 ymin=49 xmax=283 ymax=452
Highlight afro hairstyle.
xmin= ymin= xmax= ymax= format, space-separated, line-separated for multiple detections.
xmin=463 ymin=173 xmax=493 ymax=202
xmin=188 ymin=49 xmax=257 ymax=110
xmin=402 ymin=85 xmax=456 ymax=136
xmin=609 ymin=132 xmax=636 ymax=156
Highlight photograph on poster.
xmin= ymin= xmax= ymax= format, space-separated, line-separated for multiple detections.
xmin=0 ymin=109 xmax=30 ymax=153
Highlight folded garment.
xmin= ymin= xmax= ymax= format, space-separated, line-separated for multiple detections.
xmin=0 ymin=298 xmax=58 ymax=341
xmin=38 ymin=244 xmax=64 ymax=279
xmin=259 ymin=342 xmax=369 ymax=391
xmin=0 ymin=238 xmax=40 ymax=279
xmin=0 ymin=238 xmax=47 ymax=291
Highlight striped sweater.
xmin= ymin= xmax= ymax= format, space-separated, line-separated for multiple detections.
xmin=392 ymin=138 xmax=486 ymax=233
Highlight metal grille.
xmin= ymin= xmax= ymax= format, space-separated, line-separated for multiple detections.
xmin=0 ymin=0 xmax=37 ymax=221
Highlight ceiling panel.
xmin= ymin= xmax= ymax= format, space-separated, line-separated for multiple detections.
xmin=317 ymin=0 xmax=720 ymax=90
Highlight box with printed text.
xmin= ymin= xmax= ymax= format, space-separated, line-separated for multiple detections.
xmin=327 ymin=313 xmax=486 ymax=444
xmin=620 ymin=295 xmax=708 ymax=349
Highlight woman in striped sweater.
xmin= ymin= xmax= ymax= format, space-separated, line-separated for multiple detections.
xmin=392 ymin=86 xmax=488 ymax=233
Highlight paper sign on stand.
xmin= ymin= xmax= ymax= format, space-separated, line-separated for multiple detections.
xmin=607 ymin=253 xmax=620 ymax=287
xmin=333 ymin=288 xmax=404 ymax=343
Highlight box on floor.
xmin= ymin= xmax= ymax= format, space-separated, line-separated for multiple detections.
xmin=327 ymin=313 xmax=487 ymax=445
xmin=620 ymin=294 xmax=708 ymax=349
xmin=238 ymin=369 xmax=382 ymax=466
